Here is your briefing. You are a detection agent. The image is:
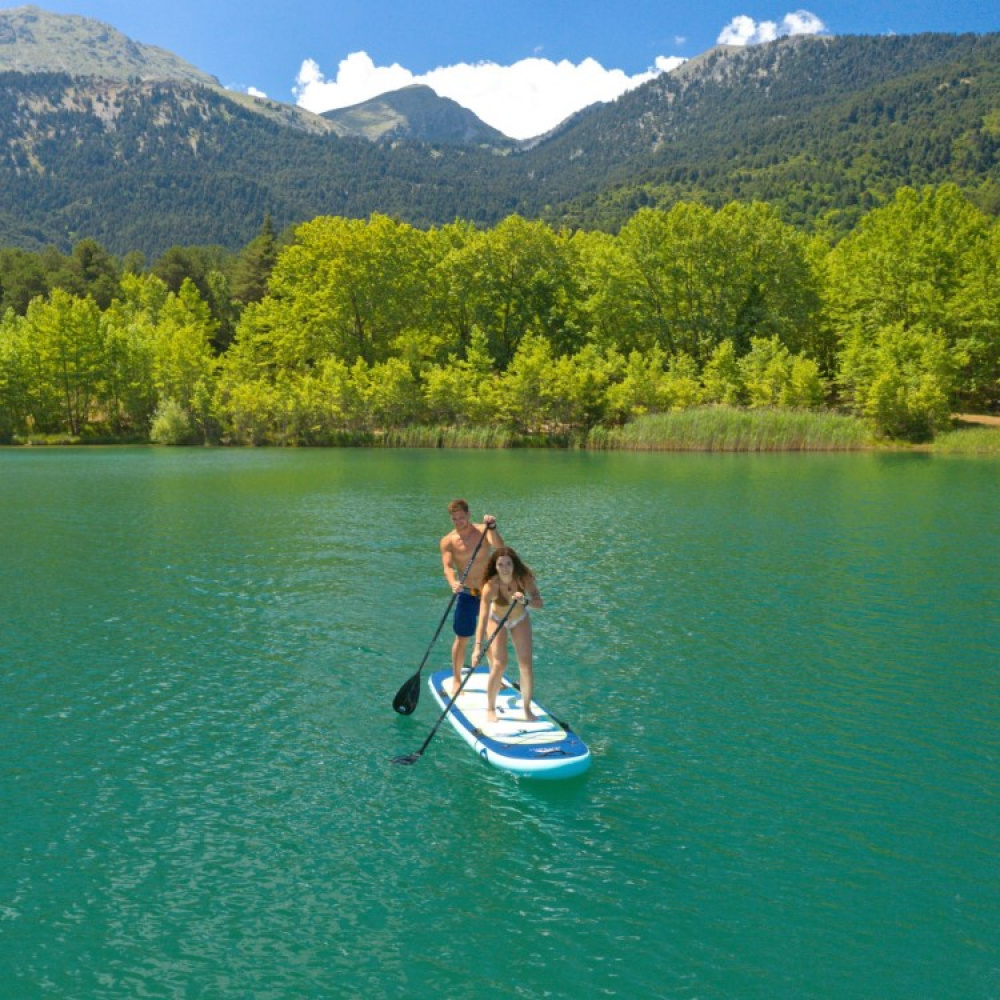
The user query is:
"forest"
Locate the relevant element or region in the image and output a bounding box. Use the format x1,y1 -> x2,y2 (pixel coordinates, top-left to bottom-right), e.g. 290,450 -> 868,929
3,33 -> 1000,257
1,184 -> 998,447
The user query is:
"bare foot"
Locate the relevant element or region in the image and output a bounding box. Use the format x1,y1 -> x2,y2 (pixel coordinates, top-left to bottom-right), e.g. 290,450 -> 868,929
487,709 -> 498,723
524,710 -> 537,722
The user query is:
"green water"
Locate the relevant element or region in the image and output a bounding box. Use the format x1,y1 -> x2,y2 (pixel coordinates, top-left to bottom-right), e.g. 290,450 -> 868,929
1,448 -> 997,1000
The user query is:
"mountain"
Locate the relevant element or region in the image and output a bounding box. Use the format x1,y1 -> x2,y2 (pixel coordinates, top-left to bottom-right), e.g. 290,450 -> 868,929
0,9 -> 998,258
529,32 -> 1000,230
321,84 -> 512,147
0,5 -> 217,85
0,71 -> 519,251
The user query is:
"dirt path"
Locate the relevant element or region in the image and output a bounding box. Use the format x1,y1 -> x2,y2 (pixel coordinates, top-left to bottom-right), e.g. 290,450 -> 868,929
952,413 -> 1000,427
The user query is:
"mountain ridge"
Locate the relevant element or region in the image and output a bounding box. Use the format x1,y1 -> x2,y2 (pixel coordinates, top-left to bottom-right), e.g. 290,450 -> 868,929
0,4 -> 218,85
0,10 -> 998,257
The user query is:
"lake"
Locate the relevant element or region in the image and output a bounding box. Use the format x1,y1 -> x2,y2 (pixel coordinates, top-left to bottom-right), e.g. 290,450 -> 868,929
1,447 -> 997,999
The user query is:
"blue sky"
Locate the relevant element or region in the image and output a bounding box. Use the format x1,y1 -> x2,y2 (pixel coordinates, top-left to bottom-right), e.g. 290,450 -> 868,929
19,2 -> 1000,138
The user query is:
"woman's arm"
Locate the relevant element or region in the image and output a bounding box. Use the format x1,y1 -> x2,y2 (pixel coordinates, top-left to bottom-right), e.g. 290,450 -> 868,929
519,575 -> 543,609
474,582 -> 495,661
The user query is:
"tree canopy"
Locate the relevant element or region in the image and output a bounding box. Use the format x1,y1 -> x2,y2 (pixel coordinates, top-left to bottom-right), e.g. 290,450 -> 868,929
1,186 -> 998,445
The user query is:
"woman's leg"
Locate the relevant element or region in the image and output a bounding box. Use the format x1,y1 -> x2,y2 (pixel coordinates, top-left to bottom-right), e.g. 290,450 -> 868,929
486,634 -> 508,723
509,620 -> 536,721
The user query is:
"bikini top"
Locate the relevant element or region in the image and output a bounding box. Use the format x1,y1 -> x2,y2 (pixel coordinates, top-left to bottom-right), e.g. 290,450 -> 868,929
492,575 -> 532,610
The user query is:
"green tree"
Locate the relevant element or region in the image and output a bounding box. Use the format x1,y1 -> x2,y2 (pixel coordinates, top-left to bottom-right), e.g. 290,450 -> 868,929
152,279 -> 219,438
24,290 -> 104,435
231,214 -> 279,306
825,185 -> 990,346
662,352 -> 704,410
348,357 -> 422,430
219,379 -> 279,446
546,345 -> 618,430
575,229 -> 649,354
67,239 -> 120,310
949,222 -> 1000,411
422,328 -> 498,425
153,244 -> 236,350
264,214 -> 435,367
0,309 -> 40,438
98,273 -> 172,434
715,202 -> 823,357
150,398 -> 196,445
493,334 -> 558,432
838,322 -> 957,439
740,336 -> 794,408
423,220 -> 484,360
604,205 -> 715,356
782,356 -> 827,409
0,249 -> 49,315
826,185 -> 993,417
701,340 -> 745,406
435,216 -> 583,368
586,204 -> 820,362
604,346 -> 673,422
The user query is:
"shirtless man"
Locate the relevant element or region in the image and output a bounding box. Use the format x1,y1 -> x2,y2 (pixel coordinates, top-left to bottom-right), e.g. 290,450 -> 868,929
440,499 -> 503,691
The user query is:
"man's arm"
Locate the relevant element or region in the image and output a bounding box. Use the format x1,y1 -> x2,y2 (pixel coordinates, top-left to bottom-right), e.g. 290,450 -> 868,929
482,514 -> 504,548
440,535 -> 461,592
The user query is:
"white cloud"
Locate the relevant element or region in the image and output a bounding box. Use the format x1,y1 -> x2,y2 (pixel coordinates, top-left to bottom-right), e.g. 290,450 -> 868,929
247,86 -> 267,99
291,14 -> 826,141
717,9 -> 827,47
294,51 -> 686,141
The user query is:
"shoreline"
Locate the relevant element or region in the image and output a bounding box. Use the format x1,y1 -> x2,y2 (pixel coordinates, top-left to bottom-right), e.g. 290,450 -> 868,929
4,409 -> 998,455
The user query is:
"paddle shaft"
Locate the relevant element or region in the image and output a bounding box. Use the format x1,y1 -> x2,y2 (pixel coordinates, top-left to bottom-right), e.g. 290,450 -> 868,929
393,601 -> 517,764
392,518 -> 492,713
498,674 -> 573,733
417,525 -> 488,672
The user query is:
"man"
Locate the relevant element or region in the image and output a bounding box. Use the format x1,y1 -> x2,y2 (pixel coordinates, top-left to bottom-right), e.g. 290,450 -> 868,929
440,499 -> 503,692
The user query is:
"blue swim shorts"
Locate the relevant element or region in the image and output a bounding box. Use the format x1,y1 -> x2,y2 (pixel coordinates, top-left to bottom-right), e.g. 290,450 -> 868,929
453,589 -> 480,637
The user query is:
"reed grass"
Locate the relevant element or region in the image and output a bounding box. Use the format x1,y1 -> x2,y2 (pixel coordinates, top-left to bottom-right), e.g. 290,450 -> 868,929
587,406 -> 872,452
930,426 -> 1000,456
379,425 -> 515,448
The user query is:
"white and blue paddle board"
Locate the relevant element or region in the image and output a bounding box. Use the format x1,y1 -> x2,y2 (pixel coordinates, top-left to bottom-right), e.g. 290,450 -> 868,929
428,666 -> 591,779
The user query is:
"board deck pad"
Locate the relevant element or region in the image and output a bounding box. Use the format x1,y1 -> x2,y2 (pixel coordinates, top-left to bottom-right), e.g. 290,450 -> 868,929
428,666 -> 592,779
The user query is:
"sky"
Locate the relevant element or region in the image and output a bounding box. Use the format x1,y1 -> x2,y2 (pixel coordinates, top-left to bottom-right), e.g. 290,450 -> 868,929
19,1 -> 1000,140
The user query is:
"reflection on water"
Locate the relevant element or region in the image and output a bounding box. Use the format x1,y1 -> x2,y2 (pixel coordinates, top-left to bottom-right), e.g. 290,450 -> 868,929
2,448 -> 998,999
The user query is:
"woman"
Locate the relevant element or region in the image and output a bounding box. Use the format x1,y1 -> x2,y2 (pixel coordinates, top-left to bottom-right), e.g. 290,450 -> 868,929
474,546 -> 544,723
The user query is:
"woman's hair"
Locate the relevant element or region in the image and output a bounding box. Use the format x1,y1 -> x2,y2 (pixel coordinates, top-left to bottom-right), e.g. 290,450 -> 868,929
484,546 -> 534,587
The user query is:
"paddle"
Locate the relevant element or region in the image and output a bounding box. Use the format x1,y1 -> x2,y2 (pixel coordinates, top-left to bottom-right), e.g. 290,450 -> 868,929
391,518 -> 492,716
392,602 -> 516,766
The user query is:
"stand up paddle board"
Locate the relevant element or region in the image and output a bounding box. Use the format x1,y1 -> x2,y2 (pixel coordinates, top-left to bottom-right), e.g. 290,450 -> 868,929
428,666 -> 591,779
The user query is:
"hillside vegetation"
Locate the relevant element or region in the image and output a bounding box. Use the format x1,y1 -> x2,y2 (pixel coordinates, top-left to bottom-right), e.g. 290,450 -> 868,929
0,27 -> 998,255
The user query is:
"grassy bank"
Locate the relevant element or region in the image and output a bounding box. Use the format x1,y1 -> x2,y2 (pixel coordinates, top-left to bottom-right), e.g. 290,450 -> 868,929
929,426 -> 1000,456
586,407 -> 872,452
9,408 -> 1000,454
380,426 -> 516,448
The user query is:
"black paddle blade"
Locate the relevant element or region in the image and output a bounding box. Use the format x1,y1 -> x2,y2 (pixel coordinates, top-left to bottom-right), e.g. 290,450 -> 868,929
392,673 -> 421,715
391,752 -> 422,766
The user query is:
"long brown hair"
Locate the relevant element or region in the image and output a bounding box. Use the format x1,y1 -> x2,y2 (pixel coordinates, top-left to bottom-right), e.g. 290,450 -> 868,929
483,546 -> 534,590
